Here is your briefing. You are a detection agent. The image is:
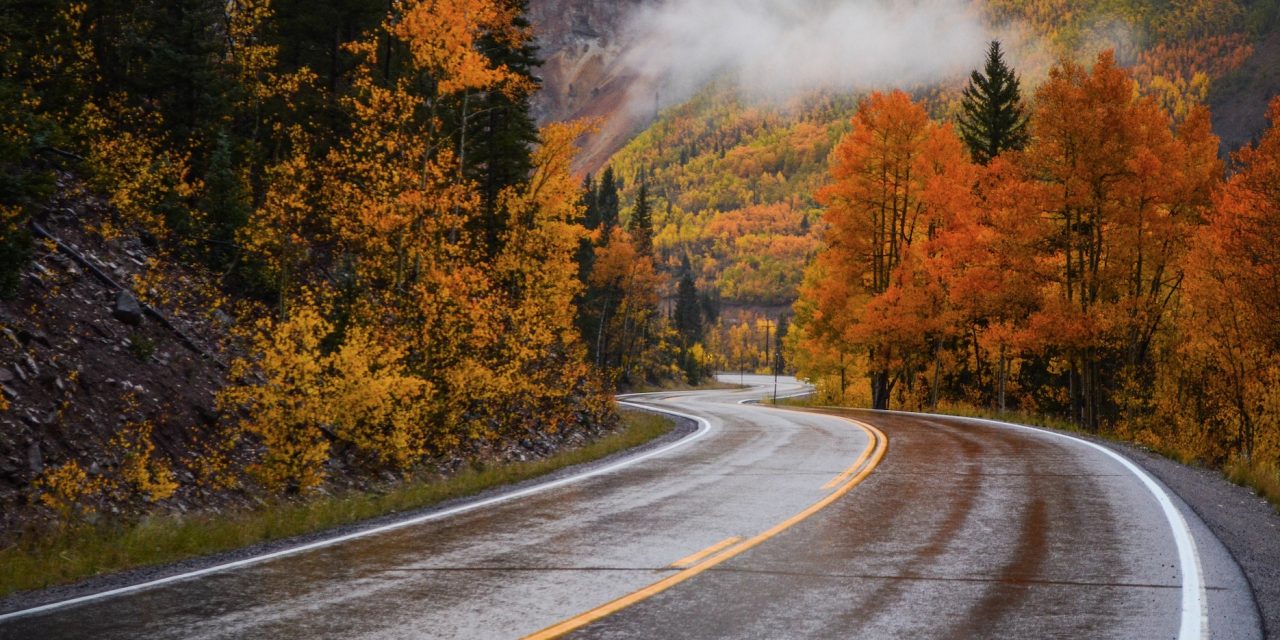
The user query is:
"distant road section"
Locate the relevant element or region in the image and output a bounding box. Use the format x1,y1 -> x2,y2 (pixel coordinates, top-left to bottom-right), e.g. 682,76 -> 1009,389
0,376 -> 1260,639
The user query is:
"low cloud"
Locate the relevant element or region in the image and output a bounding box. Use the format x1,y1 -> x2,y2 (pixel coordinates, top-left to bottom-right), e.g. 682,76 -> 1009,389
619,0 -> 996,108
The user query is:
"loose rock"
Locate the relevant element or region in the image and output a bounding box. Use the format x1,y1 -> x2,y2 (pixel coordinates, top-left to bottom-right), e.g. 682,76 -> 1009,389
27,442 -> 42,476
113,291 -> 144,326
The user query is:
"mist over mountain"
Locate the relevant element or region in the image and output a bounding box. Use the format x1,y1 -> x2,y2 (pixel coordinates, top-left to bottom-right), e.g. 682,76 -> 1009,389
530,0 -> 997,173
529,0 -> 1280,172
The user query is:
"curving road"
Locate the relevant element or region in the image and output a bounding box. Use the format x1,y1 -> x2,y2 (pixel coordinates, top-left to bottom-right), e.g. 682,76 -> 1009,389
0,375 -> 1262,639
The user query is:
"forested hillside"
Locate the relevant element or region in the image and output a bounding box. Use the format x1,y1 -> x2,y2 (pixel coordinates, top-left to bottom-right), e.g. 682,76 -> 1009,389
0,0 -> 715,542
592,0 -> 1280,320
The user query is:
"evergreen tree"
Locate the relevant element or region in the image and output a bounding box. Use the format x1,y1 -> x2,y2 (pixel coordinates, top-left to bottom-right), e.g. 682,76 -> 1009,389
957,41 -> 1029,164
596,166 -> 621,231
674,262 -> 702,346
198,130 -> 251,270
580,173 -> 599,229
466,0 -> 542,249
630,175 -> 653,256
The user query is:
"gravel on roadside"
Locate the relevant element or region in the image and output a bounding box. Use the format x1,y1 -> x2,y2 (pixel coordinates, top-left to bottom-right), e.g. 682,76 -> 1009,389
1100,440 -> 1280,638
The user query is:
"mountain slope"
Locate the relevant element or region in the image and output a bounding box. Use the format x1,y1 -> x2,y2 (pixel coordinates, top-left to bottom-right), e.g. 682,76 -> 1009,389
527,0 -> 1280,315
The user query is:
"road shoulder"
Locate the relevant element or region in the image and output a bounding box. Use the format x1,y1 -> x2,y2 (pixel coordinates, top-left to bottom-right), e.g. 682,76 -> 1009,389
1098,439 -> 1280,638
0,410 -> 697,618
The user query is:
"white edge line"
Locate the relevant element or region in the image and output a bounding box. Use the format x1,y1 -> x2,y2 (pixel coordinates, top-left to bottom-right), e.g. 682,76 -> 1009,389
875,408 -> 1208,640
0,401 -> 715,623
737,388 -> 814,405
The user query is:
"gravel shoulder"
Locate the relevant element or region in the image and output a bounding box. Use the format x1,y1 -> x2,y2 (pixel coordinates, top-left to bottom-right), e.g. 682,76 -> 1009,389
1099,439 -> 1280,638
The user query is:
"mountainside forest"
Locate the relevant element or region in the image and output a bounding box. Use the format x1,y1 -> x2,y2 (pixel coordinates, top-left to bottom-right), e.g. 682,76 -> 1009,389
591,0 -> 1280,374
0,0 -> 713,545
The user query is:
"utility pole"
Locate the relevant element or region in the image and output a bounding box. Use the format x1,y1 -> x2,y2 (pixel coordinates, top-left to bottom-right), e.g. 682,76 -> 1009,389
738,319 -> 745,387
771,321 -> 778,404
764,318 -> 777,404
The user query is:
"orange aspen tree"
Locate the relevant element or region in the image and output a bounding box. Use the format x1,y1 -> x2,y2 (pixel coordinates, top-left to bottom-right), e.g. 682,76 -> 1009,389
798,90 -> 972,409
1019,51 -> 1219,429
1171,96 -> 1280,464
932,156 -> 1046,411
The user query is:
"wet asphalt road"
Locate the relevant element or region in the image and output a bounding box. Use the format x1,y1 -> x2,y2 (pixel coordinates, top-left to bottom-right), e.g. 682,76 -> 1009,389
0,375 -> 1261,639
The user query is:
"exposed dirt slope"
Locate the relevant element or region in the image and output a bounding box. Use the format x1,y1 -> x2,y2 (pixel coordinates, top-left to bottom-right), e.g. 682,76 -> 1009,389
0,172 -> 229,534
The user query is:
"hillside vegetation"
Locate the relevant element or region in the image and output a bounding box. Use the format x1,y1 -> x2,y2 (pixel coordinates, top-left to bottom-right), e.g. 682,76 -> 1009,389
0,0 -> 709,550
598,0 -> 1280,314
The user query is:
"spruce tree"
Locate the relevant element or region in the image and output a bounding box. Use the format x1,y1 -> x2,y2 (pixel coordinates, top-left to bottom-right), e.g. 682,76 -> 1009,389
468,0 -> 542,248
957,41 -> 1029,164
630,176 -> 653,257
596,166 -> 621,231
674,261 -> 702,346
580,173 -> 599,229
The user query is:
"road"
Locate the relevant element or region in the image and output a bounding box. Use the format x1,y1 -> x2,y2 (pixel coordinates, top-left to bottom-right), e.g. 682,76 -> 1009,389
0,375 -> 1261,639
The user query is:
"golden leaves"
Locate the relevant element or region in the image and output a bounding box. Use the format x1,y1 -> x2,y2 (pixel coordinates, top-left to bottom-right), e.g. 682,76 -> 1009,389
392,0 -> 532,96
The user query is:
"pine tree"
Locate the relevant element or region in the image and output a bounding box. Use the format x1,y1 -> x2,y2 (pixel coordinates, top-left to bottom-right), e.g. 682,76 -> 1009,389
630,175 -> 653,257
466,0 -> 542,250
596,166 -> 621,231
957,41 -> 1029,164
674,262 -> 702,346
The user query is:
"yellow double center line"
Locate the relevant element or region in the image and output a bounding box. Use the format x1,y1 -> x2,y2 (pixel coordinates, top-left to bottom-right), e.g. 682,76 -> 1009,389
525,414 -> 888,639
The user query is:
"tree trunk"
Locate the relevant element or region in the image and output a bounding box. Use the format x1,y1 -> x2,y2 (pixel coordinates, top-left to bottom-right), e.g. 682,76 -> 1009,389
998,345 -> 1007,413
871,370 -> 891,410
931,343 -> 941,411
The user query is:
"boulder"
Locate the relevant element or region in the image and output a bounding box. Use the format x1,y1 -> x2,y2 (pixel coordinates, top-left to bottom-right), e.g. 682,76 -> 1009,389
113,290 -> 144,326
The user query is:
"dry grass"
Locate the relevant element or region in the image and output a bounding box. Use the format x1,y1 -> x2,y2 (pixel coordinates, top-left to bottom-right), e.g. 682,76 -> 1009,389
0,410 -> 674,598
1225,458 -> 1280,512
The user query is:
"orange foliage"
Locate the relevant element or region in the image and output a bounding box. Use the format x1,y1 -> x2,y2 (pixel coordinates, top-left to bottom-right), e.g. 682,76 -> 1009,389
798,90 -> 973,408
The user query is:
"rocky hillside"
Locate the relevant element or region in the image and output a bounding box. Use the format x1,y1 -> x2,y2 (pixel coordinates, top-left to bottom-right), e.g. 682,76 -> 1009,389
0,171 -> 230,532
528,0 -> 653,174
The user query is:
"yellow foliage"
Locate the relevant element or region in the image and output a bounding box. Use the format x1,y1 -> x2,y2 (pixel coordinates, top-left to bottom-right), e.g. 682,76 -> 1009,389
222,298 -> 433,493
240,127 -> 319,300
327,325 -> 430,469
391,0 -> 531,96
110,421 -> 179,502
222,303 -> 335,493
79,102 -> 197,240
34,461 -> 101,520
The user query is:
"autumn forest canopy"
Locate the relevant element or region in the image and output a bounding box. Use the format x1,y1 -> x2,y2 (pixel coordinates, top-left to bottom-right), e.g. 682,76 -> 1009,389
0,0 -> 1279,526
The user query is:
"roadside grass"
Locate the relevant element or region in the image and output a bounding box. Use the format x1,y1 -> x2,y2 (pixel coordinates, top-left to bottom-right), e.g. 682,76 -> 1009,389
1225,459 -> 1280,512
776,396 -> 1280,513
0,410 -> 674,599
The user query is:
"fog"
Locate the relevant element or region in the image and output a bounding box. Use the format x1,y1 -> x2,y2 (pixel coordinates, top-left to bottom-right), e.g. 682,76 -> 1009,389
619,0 -> 996,109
